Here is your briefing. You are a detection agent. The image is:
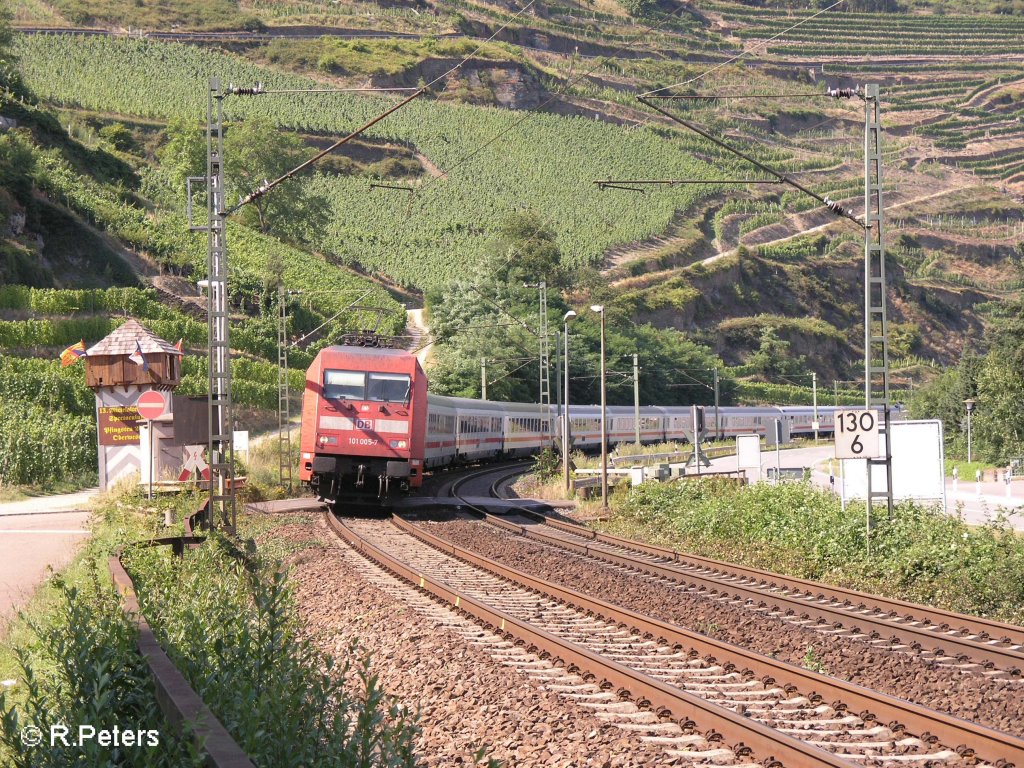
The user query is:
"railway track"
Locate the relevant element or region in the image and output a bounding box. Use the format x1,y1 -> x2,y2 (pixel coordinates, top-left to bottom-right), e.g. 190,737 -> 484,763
459,466 -> 1024,677
327,510 -> 1024,768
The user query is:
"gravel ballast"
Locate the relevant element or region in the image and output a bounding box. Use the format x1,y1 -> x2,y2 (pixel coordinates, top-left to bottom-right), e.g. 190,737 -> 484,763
256,514 -> 686,767
418,515 -> 1024,737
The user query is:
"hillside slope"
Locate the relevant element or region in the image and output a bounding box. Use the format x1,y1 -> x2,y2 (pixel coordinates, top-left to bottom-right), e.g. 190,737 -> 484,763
6,0 -> 1024,404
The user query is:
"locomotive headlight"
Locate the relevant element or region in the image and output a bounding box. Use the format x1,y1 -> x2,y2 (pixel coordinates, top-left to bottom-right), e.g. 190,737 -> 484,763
389,439 -> 407,449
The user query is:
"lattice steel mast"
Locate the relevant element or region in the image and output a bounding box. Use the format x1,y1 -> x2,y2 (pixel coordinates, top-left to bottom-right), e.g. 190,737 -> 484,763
538,280 -> 550,440
863,83 -> 894,541
277,285 -> 293,493
205,77 -> 235,531
191,80 -> 422,529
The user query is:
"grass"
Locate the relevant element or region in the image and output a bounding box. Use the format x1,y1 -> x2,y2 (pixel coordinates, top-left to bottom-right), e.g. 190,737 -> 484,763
717,314 -> 846,342
0,475 -> 97,503
263,37 -> 520,79
0,482 -> 192,682
600,478 -> 1024,623
946,459 -> 1001,479
1,485 -> 425,766
48,0 -> 260,30
237,423 -> 301,503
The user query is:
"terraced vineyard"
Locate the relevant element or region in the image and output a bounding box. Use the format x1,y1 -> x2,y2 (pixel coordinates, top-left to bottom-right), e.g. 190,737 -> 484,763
8,0 -> 1024,413
15,34 -> 764,287
708,4 -> 1024,57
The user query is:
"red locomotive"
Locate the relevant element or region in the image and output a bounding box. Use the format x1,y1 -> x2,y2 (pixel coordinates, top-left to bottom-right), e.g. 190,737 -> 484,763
299,345 -> 427,500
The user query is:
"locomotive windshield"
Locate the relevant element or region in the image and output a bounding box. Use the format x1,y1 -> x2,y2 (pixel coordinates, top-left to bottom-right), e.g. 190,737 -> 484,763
323,370 -> 364,400
367,372 -> 411,403
323,370 -> 410,403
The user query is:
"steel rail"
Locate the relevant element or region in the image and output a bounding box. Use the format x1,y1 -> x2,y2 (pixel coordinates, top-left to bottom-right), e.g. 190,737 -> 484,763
393,512 -> 1024,768
479,510 -> 1024,673
515,509 -> 1024,656
459,465 -> 1024,667
449,463 -> 529,500
326,511 -> 854,768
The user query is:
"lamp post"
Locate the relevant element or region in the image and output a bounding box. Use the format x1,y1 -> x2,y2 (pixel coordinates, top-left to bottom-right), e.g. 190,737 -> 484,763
965,398 -> 976,464
562,310 -> 576,493
591,304 -> 608,509
812,371 -> 818,445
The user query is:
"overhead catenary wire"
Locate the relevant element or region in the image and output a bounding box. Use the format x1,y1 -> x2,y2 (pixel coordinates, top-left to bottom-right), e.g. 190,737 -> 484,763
370,182 -> 416,192
227,88 -> 426,214
644,92 -> 842,101
403,0 -> 701,205
400,0 -> 853,286
641,0 -> 848,98
233,87 -> 421,94
420,0 -> 538,91
484,357 -> 537,389
379,0 -> 708,320
635,95 -> 866,229
226,0 -> 538,213
597,183 -> 647,194
595,179 -> 782,187
291,289 -> 373,346
345,0 -> 849,375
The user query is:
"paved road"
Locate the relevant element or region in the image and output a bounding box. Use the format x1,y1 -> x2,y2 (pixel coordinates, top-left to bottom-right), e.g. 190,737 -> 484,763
0,511 -> 91,628
0,489 -> 98,631
704,444 -> 1024,531
0,488 -> 99,516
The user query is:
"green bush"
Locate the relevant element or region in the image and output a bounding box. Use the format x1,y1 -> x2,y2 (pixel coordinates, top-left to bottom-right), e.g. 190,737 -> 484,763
613,479 -> 1024,622
0,579 -> 200,768
97,123 -> 136,152
125,539 -> 420,767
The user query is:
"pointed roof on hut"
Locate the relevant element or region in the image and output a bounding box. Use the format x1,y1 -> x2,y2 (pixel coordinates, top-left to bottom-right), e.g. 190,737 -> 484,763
86,319 -> 183,357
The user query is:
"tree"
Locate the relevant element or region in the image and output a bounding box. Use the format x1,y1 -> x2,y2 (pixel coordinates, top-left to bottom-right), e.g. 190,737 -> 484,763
224,118 -> 328,243
973,351 -> 1024,463
747,327 -> 806,378
425,208 -> 729,406
0,9 -> 27,99
619,0 -> 658,17
157,118 -> 206,199
484,210 -> 565,287
909,349 -> 981,456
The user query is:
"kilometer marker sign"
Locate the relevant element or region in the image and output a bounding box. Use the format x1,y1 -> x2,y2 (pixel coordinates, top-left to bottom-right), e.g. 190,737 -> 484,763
834,409 -> 882,459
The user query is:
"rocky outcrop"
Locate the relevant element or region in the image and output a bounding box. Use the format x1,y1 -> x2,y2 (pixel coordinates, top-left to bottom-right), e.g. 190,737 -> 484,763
371,58 -> 546,110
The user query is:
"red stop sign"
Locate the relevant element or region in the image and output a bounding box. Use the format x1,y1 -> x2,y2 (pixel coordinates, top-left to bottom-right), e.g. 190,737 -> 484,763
137,390 -> 167,421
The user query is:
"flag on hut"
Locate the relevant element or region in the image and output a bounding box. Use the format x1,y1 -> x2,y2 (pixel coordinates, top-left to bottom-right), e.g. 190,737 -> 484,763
59,340 -> 86,368
128,340 -> 149,371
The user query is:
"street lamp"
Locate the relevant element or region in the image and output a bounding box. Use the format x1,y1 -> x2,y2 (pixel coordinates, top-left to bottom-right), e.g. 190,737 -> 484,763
965,398 -> 976,463
562,310 -> 577,493
591,305 -> 608,509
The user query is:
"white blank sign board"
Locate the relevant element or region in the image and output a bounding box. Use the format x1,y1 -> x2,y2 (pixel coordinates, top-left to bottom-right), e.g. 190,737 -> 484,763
842,420 -> 945,503
736,434 -> 761,470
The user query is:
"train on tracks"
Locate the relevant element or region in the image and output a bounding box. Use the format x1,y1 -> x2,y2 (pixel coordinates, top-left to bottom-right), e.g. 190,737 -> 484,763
299,344 -> 899,500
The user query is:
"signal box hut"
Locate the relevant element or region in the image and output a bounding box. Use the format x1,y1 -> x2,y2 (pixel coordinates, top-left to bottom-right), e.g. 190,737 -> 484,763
84,319 -> 183,490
